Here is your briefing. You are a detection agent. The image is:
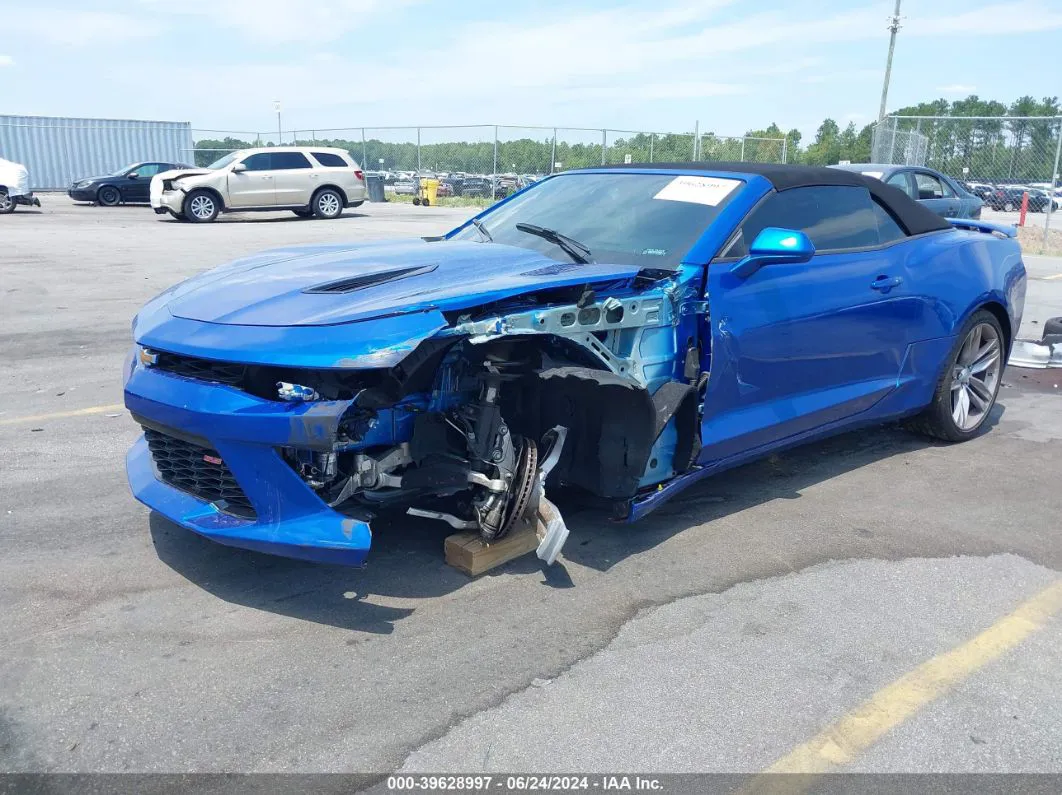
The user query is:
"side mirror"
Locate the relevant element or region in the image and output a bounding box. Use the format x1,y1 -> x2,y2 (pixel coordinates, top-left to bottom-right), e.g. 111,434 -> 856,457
231,162 -> 247,173
127,172 -> 140,179
730,227 -> 815,279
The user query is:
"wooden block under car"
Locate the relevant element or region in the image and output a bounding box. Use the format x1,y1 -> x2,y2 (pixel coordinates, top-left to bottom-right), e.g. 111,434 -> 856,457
444,525 -> 539,576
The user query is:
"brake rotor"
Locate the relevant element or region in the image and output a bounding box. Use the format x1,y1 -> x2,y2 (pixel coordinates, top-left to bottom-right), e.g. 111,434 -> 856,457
481,437 -> 537,542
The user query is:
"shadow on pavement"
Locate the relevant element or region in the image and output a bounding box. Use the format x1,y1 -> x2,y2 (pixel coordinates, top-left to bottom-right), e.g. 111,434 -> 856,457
157,212 -> 370,224
149,406 -> 1006,632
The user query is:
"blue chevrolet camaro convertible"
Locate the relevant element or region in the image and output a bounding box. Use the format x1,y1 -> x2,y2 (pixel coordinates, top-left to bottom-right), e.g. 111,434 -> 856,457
124,163 -> 1026,566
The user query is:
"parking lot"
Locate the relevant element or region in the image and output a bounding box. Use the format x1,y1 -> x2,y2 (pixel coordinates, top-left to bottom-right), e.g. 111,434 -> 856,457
2,197 -> 1062,779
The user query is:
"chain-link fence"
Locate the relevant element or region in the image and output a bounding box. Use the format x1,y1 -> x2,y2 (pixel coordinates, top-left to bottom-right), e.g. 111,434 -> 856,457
872,114 -> 1062,235
185,124 -> 787,179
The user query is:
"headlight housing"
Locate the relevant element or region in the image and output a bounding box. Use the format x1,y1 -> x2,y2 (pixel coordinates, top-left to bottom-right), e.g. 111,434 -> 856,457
76,180 -> 93,189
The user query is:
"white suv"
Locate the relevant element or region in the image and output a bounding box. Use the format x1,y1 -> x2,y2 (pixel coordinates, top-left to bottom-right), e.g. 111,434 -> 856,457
151,147 -> 368,222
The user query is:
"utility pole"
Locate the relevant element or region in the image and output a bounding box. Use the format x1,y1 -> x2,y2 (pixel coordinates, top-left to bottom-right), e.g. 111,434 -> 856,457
274,100 -> 282,145
877,0 -> 902,123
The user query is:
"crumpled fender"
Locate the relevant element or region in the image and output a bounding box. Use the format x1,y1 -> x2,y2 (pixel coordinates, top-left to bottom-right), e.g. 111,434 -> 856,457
134,306 -> 450,370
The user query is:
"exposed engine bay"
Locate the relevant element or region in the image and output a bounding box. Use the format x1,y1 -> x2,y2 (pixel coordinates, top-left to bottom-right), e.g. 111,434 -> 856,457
270,277 -> 705,565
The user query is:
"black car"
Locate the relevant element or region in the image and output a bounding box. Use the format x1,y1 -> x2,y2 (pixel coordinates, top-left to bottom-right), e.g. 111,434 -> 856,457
967,183 -> 997,201
68,161 -> 190,206
459,176 -> 494,198
985,186 -> 1052,212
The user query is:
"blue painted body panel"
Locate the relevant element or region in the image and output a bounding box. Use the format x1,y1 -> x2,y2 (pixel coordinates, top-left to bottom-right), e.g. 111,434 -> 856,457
162,238 -> 643,327
125,165 -> 1027,563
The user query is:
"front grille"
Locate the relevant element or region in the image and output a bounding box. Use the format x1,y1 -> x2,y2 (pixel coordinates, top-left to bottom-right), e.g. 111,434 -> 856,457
143,427 -> 256,518
153,352 -> 246,388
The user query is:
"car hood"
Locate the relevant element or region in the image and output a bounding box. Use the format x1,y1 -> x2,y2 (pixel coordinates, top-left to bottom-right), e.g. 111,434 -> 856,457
0,158 -> 29,192
163,238 -> 643,327
156,167 -> 214,182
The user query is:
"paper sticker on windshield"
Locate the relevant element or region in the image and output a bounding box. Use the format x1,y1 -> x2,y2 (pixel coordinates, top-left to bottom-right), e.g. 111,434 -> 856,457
653,176 -> 741,206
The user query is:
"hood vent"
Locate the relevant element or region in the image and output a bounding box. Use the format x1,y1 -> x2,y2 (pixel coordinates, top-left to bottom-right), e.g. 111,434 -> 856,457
303,264 -> 438,294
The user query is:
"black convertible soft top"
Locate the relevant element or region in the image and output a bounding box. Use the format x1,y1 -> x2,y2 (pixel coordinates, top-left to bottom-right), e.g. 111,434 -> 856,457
601,161 -> 952,237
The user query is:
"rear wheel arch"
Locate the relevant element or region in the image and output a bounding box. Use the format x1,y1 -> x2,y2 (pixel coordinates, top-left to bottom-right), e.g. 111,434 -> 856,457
976,300 -> 1013,363
314,184 -> 348,206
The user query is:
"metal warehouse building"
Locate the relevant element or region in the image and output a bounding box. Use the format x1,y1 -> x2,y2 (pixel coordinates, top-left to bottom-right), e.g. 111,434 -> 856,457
0,115 -> 194,190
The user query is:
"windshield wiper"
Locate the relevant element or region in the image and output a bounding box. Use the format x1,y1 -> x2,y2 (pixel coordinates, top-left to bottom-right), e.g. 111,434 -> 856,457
515,223 -> 592,264
471,217 -> 493,243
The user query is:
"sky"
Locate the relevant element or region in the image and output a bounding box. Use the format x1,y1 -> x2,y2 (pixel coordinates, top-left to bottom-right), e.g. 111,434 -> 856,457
3,0 -> 1062,141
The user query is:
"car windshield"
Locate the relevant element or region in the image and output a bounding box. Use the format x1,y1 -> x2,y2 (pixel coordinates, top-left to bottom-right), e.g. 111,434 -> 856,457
206,153 -> 240,170
110,163 -> 139,176
451,172 -> 741,269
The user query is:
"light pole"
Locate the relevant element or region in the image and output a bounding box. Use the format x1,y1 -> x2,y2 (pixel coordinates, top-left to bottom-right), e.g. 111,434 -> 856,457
877,0 -> 903,123
274,100 -> 282,145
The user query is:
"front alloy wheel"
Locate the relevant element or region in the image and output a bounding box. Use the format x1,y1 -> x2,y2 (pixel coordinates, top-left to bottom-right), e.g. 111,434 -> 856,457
0,189 -> 14,214
97,186 -> 121,206
184,190 -> 219,222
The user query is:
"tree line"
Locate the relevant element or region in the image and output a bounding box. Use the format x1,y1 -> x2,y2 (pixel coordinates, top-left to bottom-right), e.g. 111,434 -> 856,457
194,95 -> 1061,181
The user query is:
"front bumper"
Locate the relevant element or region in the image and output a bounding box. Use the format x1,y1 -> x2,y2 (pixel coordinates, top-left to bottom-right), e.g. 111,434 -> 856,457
152,190 -> 185,215
124,359 -> 372,565
68,187 -> 96,202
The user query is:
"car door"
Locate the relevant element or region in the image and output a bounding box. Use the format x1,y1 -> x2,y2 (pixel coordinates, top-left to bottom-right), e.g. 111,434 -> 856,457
123,163 -> 161,202
937,174 -> 968,218
270,151 -> 314,206
885,170 -> 915,200
912,170 -> 956,218
700,185 -> 919,460
228,153 -> 276,208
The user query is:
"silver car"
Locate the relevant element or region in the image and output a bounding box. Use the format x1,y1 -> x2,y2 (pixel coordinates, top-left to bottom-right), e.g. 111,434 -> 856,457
150,147 -> 368,222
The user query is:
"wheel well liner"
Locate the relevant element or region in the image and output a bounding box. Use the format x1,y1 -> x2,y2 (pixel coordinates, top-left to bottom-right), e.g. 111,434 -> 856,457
504,366 -> 656,499
978,301 -> 1012,361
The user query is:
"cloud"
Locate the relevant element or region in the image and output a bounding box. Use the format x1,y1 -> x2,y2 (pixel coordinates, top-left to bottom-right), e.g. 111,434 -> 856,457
0,55 -> 13,67
4,9 -> 159,46
908,1 -> 1062,36
17,0 -> 1062,134
936,84 -> 977,95
135,0 -> 424,43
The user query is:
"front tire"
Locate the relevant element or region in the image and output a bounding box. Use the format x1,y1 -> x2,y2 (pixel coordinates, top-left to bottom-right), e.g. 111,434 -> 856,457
909,310 -> 1004,442
0,189 -> 14,214
97,186 -> 121,206
312,188 -> 343,219
183,190 -> 219,223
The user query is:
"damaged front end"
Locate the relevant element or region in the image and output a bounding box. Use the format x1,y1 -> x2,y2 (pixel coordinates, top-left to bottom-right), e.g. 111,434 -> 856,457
126,262 -> 703,568
261,273 -> 700,566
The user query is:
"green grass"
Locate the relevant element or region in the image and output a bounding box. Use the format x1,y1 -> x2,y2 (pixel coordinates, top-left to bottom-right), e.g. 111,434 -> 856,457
386,192 -> 491,209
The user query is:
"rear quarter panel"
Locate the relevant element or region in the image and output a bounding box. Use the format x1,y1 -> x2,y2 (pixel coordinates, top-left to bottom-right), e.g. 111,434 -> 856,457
904,229 -> 1025,348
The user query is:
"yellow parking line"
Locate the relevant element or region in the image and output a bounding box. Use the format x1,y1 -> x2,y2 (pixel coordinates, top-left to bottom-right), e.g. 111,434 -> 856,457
0,403 -> 125,426
742,580 -> 1062,792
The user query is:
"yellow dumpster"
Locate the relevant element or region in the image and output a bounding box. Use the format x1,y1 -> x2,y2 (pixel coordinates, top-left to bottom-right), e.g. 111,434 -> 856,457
414,177 -> 440,206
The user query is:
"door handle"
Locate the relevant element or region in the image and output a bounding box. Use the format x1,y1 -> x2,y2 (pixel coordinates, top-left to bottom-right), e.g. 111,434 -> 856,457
870,275 -> 903,292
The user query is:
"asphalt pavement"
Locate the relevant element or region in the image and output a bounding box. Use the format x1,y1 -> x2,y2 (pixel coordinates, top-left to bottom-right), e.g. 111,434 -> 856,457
1,197 -> 1060,778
